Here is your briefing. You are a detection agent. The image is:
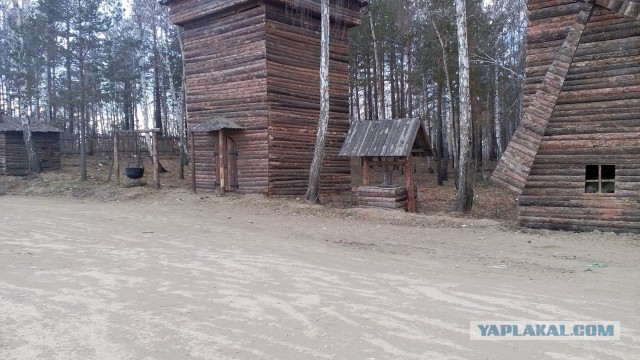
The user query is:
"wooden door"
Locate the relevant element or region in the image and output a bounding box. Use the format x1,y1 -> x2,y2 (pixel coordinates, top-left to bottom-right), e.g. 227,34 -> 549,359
38,143 -> 52,168
226,137 -> 238,191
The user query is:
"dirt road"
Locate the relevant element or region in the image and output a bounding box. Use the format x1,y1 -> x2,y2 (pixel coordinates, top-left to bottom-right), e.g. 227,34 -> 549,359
1,194 -> 639,359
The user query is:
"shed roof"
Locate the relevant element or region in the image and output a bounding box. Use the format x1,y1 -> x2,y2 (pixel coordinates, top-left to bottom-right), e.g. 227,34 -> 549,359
191,117 -> 245,132
339,119 -> 433,157
0,116 -> 63,133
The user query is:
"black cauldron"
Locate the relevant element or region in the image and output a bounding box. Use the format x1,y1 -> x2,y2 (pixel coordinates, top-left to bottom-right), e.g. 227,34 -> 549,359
125,167 -> 144,179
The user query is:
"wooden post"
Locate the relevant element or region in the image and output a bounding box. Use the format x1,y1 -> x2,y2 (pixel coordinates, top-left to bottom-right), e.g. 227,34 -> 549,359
113,132 -> 120,186
405,155 -> 415,213
190,131 -> 196,192
363,157 -> 371,186
218,129 -> 226,194
152,131 -> 160,189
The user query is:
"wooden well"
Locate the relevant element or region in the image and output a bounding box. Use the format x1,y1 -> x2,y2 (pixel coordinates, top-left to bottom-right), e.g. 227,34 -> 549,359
357,185 -> 413,211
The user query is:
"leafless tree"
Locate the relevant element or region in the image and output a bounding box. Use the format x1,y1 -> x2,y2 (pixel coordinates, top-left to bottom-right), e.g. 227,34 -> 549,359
305,0 -> 330,202
454,0 -> 474,212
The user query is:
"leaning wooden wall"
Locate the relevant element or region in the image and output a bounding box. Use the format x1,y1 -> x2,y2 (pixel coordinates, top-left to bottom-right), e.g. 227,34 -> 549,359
519,4 -> 640,233
265,2 -> 353,195
523,0 -> 582,112
181,4 -> 270,193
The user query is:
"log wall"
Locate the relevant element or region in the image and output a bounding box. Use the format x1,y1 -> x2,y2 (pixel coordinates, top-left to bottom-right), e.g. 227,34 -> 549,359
518,3 -> 640,233
170,0 -> 361,195
0,134 -> 6,174
492,0 -> 589,193
0,132 -> 61,176
265,1 -> 353,195
182,4 -> 270,193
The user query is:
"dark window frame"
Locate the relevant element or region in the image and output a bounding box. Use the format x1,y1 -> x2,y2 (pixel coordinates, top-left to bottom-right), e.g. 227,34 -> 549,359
585,165 -> 615,194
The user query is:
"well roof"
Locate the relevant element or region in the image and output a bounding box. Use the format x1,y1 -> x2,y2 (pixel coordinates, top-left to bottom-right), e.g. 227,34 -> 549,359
339,118 -> 433,157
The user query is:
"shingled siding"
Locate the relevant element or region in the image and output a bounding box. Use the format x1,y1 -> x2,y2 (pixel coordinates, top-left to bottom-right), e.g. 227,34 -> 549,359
265,2 -> 353,195
519,5 -> 640,233
182,4 -> 270,193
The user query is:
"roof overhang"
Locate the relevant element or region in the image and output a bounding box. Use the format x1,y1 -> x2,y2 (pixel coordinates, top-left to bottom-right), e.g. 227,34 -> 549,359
339,118 -> 433,158
191,118 -> 245,132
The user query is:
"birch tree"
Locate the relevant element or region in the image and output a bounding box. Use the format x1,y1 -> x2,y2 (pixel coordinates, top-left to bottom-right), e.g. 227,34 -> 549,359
454,0 -> 474,212
368,7 -> 385,120
305,0 -> 330,202
11,0 -> 41,173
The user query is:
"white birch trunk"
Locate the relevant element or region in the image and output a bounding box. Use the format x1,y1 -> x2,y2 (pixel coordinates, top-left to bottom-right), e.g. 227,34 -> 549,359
14,0 -> 41,174
454,0 -> 474,212
494,64 -> 503,158
305,0 -> 330,202
369,10 -> 385,120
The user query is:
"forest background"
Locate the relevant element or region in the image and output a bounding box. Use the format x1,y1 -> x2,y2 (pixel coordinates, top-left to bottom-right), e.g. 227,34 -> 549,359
0,0 -> 528,186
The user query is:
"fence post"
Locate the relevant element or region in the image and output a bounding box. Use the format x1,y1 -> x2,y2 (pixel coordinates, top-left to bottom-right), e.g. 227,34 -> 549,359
113,132 -> 120,186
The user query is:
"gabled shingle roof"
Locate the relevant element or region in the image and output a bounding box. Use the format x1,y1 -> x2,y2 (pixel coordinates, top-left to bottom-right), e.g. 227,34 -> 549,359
339,118 -> 433,157
0,116 -> 63,133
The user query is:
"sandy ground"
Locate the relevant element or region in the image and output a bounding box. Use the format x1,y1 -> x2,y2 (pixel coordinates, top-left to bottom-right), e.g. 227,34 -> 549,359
1,193 -> 639,360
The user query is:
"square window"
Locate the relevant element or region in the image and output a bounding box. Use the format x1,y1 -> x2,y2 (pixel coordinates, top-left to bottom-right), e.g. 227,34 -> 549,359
601,165 -> 615,180
601,182 -> 615,194
585,182 -> 599,193
585,165 -> 615,194
585,165 -> 599,181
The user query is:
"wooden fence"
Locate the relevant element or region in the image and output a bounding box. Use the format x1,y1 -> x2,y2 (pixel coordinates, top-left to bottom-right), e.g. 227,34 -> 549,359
60,133 -> 181,156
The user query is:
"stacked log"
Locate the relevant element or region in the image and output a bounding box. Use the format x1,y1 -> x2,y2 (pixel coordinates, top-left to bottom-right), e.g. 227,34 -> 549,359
356,186 -> 408,210
265,2 -> 352,195
514,2 -> 640,233
0,132 -> 61,176
171,0 -> 361,195
182,5 -> 270,193
0,134 -> 5,174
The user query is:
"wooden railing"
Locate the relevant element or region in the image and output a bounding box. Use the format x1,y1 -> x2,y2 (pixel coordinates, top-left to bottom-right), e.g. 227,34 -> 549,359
60,133 -> 181,156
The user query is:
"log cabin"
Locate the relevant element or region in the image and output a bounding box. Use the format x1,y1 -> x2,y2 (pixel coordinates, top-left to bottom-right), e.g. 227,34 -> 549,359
0,114 -> 62,176
162,0 -> 366,195
492,0 -> 640,233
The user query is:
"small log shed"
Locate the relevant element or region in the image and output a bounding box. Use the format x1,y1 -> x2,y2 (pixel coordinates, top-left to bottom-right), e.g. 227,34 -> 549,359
491,0 -> 640,233
0,114 -> 62,175
339,118 -> 434,212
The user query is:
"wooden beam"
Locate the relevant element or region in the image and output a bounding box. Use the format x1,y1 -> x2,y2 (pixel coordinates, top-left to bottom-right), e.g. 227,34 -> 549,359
405,155 -> 415,213
218,129 -> 226,194
113,132 -> 120,186
112,128 -> 162,134
491,3 -> 595,194
370,160 -> 407,167
190,131 -> 196,192
152,132 -> 160,189
363,157 -> 371,186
